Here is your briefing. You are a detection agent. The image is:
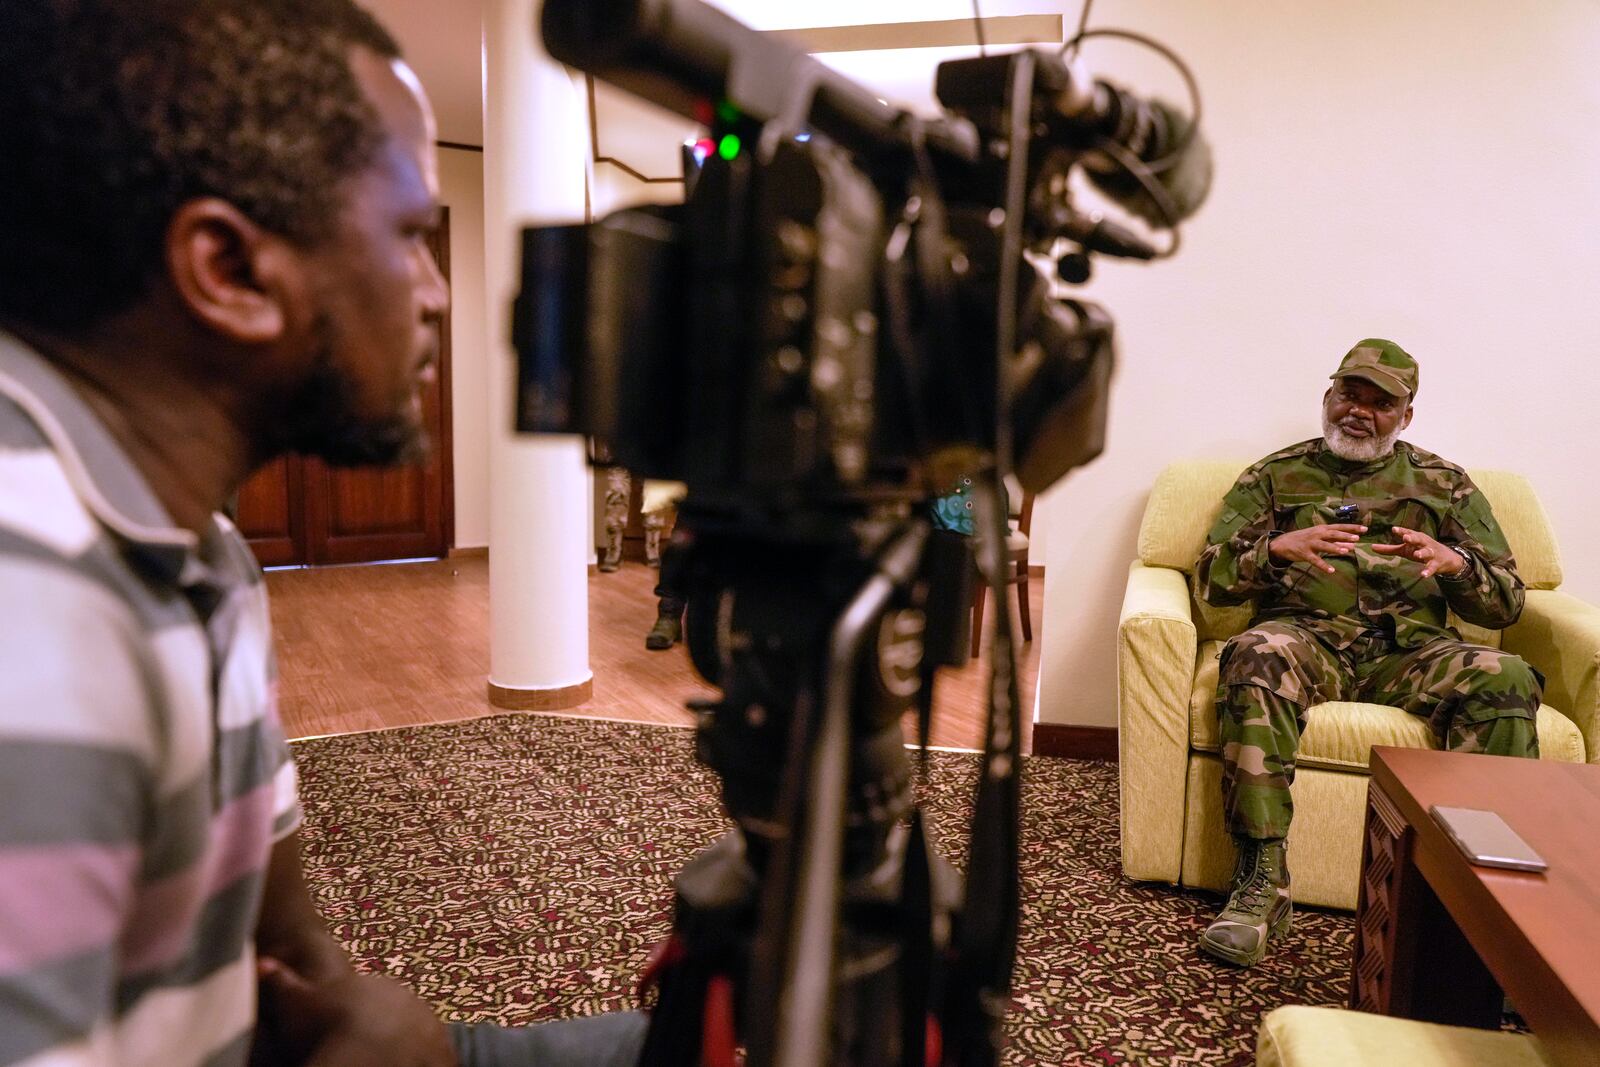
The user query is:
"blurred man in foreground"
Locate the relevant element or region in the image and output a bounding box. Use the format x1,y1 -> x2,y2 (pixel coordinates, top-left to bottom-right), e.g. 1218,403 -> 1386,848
0,2 -> 643,1063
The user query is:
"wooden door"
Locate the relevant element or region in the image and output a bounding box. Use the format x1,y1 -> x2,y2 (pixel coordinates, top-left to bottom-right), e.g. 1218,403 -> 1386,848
236,210 -> 453,567
234,454 -> 308,567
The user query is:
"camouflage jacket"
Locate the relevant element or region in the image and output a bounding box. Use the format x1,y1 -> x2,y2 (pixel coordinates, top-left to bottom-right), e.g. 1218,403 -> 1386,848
1194,439 -> 1524,648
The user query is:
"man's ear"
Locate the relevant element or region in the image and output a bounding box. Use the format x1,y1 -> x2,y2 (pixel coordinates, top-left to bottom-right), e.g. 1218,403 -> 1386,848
1401,403 -> 1414,431
163,198 -> 297,344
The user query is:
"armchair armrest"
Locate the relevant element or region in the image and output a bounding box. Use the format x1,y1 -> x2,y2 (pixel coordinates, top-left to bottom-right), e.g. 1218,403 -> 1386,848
1503,589 -> 1600,763
1117,561 -> 1200,883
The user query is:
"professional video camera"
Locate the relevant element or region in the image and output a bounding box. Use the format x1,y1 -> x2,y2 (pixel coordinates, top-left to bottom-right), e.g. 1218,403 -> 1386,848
514,1 -> 1209,1064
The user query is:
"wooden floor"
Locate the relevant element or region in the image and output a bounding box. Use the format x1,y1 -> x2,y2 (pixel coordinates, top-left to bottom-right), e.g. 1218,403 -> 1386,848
267,556 -> 1042,752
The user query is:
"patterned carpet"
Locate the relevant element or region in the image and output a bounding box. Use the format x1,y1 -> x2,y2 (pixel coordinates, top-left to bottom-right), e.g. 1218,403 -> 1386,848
293,714 -> 1355,1065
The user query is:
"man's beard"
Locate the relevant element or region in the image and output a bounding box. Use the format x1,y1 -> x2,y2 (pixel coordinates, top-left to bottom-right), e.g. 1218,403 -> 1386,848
1322,412 -> 1402,462
266,317 -> 430,467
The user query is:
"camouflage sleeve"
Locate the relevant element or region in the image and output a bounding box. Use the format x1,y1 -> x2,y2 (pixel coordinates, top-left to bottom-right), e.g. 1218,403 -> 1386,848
1436,483 -> 1525,628
1193,468 -> 1285,606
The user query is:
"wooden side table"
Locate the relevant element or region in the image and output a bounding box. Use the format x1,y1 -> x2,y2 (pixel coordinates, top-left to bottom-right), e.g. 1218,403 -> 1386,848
1349,762 -> 1502,1026
1350,747 -> 1600,1067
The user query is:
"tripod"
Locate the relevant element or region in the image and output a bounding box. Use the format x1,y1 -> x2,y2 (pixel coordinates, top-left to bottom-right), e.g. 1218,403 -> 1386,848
637,480 -> 1022,1067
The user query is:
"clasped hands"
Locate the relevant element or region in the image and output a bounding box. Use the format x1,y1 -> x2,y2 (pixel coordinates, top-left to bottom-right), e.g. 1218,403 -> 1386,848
1269,524 -> 1467,579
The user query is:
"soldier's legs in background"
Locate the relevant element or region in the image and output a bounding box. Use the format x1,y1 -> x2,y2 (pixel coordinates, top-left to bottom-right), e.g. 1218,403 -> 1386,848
1216,621 -> 1351,841
601,467 -> 630,573
1360,638 -> 1541,759
643,510 -> 667,568
646,538 -> 686,651
645,591 -> 685,651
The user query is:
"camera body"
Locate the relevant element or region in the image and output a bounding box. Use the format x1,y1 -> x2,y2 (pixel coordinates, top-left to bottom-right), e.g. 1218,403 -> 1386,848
513,42 -> 1153,512
518,131 -> 895,504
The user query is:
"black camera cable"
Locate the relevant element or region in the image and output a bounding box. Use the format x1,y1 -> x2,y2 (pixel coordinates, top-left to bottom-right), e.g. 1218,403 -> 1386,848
1059,25 -> 1206,255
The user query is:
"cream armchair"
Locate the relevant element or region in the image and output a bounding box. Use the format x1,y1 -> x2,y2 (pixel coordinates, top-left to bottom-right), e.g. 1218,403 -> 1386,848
1117,461 -> 1599,910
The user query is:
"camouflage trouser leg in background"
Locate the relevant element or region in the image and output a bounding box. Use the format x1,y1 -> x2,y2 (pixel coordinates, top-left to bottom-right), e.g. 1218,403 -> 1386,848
1218,623 -> 1543,841
601,466 -> 630,571
1217,621 -> 1349,841
642,508 -> 671,568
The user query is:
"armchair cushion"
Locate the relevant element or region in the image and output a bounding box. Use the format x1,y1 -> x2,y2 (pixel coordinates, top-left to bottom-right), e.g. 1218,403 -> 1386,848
1504,588 -> 1600,761
1136,460 -> 1247,573
1466,470 -> 1563,589
1256,1006 -> 1554,1067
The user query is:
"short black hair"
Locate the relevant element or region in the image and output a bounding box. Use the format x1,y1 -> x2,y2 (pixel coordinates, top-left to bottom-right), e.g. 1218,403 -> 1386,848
0,0 -> 402,332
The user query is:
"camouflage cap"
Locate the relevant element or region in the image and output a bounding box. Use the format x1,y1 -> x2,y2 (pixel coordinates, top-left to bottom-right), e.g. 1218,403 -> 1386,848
1330,338 -> 1417,398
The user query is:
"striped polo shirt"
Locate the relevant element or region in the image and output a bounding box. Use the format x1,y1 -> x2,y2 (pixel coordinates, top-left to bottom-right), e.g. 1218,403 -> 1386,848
0,331 -> 301,1066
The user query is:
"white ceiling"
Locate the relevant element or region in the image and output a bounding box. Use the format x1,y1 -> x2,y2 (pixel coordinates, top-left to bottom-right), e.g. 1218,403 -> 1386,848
362,0 -> 1074,148
364,0 -> 486,145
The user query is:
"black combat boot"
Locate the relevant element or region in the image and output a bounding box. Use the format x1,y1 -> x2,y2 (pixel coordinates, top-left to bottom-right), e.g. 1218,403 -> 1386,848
644,606 -> 682,650
1198,837 -> 1291,967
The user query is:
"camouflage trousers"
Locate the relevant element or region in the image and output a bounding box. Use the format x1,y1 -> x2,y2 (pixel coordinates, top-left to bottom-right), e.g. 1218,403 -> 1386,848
600,468 -> 673,567
1218,621 -> 1541,840
603,467 -> 631,537
600,467 -> 631,571
642,508 -> 671,567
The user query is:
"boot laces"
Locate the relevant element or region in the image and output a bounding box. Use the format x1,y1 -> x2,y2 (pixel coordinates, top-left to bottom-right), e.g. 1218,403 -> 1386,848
1230,851 -> 1279,914
1235,872 -> 1272,912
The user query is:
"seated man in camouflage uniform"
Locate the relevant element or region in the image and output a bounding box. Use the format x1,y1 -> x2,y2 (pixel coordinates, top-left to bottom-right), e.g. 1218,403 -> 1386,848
1193,339 -> 1540,967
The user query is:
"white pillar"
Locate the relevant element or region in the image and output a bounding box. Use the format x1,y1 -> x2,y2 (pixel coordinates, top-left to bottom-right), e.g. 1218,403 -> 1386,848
484,0 -> 593,708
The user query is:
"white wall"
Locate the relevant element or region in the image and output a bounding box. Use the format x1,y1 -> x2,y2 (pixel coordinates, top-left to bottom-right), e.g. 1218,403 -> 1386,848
436,2 -> 1600,723
1036,0 -> 1600,726
439,74 -> 687,553
437,146 -> 491,548
364,0 -> 484,145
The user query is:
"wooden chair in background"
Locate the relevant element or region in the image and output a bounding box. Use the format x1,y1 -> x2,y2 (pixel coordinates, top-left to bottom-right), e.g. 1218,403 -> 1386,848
970,486 -> 1034,657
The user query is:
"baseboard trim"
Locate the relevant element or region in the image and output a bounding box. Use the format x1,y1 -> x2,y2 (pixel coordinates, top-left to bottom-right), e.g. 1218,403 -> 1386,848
1032,723 -> 1118,762
1028,564 -> 1045,577
452,547 -> 606,574
487,677 -> 593,711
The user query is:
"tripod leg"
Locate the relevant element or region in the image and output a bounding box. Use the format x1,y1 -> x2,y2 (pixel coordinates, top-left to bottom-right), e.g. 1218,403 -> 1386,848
970,581 -> 986,659
947,473 -> 1024,1067
702,976 -> 738,1067
638,953 -> 712,1066
746,524 -> 931,1067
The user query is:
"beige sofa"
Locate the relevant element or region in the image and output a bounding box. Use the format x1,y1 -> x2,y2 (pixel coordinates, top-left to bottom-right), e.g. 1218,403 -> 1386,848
1117,460 -> 1599,909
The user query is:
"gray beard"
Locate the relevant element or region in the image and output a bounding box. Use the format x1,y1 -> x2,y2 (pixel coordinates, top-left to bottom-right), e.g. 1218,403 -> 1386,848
1322,413 -> 1402,462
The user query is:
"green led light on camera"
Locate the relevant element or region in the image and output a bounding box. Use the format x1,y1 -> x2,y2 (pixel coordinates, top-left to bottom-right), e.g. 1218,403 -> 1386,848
715,100 -> 740,124
717,133 -> 742,160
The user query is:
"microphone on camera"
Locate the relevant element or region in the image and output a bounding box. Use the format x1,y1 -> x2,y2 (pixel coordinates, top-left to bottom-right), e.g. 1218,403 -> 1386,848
1056,78 -> 1213,228
936,48 -> 1211,233
1051,205 -> 1159,260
